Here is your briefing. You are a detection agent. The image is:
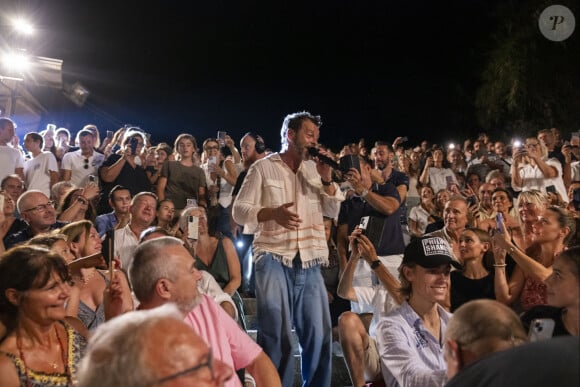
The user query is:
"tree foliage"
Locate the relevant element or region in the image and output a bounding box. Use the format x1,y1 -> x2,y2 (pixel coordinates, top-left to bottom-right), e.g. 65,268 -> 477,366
475,0 -> 580,137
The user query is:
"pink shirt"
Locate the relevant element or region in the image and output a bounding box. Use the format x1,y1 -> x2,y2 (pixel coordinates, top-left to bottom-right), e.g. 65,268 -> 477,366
183,295 -> 262,387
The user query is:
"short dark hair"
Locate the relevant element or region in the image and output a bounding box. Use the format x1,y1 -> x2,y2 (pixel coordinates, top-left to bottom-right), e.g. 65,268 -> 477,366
26,132 -> 44,149
1,174 -> 24,190
109,185 -> 130,200
280,111 -> 322,148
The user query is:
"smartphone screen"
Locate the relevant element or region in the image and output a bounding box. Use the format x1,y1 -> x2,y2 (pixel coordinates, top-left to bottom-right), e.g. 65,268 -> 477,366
528,318 -> 555,341
188,215 -> 199,240
496,212 -> 504,233
106,130 -> 114,140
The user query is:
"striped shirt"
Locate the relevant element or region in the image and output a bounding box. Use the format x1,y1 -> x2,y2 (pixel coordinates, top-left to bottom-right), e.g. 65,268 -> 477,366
232,153 -> 344,268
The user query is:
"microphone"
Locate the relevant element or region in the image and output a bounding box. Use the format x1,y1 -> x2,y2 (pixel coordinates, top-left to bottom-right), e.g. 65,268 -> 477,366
307,147 -> 339,170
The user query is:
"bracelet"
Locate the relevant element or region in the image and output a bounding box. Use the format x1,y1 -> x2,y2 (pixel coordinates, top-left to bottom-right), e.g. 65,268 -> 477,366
321,178 -> 332,186
493,263 -> 507,268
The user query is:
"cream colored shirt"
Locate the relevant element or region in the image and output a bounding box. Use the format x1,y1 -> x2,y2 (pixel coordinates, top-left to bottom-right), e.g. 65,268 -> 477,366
232,153 -> 344,268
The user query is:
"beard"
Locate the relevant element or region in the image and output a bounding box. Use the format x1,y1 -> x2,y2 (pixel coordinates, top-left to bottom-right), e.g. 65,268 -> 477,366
177,293 -> 202,315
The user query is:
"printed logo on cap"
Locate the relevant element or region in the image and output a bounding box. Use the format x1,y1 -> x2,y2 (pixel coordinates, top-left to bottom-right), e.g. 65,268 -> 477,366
421,237 -> 452,257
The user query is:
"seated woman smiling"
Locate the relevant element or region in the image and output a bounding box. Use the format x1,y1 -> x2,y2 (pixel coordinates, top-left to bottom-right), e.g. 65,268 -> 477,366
0,245 -> 87,386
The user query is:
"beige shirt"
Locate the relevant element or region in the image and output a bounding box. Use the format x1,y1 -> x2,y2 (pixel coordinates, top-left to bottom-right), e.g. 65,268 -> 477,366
232,153 -> 344,268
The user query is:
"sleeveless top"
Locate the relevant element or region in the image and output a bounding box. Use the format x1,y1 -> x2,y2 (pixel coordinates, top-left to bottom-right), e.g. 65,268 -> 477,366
520,276 -> 547,311
195,236 -> 230,288
77,271 -> 109,330
0,322 -> 86,387
194,236 -> 247,330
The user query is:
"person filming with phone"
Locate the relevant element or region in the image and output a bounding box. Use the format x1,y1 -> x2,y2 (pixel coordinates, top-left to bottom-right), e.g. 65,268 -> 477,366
511,137 -> 567,202
99,129 -> 151,213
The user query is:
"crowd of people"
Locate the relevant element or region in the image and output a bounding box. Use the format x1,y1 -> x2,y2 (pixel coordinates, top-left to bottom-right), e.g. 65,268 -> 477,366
0,113 -> 578,387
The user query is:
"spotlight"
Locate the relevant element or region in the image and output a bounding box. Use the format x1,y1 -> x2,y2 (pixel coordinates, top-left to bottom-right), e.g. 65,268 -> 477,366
2,51 -> 30,72
448,143 -> 455,150
12,18 -> 35,35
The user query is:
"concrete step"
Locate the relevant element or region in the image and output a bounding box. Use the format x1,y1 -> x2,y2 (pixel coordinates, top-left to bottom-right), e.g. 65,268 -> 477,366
243,297 -> 352,387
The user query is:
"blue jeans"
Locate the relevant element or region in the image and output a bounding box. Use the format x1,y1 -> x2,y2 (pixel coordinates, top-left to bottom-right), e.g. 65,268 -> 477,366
255,253 -> 332,387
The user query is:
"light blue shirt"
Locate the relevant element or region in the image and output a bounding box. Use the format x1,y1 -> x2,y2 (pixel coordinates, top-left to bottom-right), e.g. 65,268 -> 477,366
376,301 -> 450,387
94,212 -> 117,237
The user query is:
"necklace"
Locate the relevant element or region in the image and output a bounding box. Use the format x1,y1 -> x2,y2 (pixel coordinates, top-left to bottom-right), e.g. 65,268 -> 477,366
81,269 -> 97,285
16,325 -> 71,387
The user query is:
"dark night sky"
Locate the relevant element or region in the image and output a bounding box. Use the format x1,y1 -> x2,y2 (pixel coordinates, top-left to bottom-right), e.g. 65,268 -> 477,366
5,0 -> 505,150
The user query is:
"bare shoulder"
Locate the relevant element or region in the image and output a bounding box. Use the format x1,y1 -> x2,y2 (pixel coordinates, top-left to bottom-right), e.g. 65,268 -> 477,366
0,349 -> 19,387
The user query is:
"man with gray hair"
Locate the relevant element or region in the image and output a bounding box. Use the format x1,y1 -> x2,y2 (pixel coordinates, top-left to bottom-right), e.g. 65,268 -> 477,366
443,299 -> 527,383
444,299 -> 579,386
78,303 -> 234,387
130,236 -> 281,387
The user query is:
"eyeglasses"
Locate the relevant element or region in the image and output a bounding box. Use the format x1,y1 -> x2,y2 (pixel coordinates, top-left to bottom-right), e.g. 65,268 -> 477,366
151,349 -> 214,385
84,158 -> 89,169
22,200 -> 55,213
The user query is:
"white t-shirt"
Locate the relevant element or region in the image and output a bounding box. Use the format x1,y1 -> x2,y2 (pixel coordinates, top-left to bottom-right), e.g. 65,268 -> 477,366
408,205 -> 431,235
513,158 -> 567,200
0,145 -> 24,182
24,151 -> 58,197
61,150 -> 105,187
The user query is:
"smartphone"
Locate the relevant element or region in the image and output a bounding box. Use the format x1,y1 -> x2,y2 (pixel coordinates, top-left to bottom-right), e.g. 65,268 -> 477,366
401,136 -> 408,142
88,175 -> 96,183
106,130 -> 114,140
186,198 -> 197,208
0,194 -> 5,213
496,212 -> 504,233
217,131 -> 227,147
546,185 -> 557,194
528,318 -> 555,342
188,215 -> 199,240
208,155 -> 217,168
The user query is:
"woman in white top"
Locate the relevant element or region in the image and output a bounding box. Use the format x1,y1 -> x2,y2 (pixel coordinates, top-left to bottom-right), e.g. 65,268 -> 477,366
408,185 -> 435,237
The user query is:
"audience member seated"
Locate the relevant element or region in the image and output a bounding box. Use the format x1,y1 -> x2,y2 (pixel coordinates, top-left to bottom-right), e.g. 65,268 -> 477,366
443,299 -> 528,386
337,230 -> 402,387
155,198 -> 179,236
94,184 -> 131,237
115,192 -> 157,269
493,206 -> 575,313
513,190 -> 549,250
445,336 -> 578,386
60,220 -> 133,329
424,188 -> 450,233
4,190 -> 65,250
77,304 -> 234,387
0,192 -> 27,250
56,184 -> 100,223
451,228 -> 495,311
521,246 -> 579,337
139,226 -> 238,322
0,245 -> 87,386
408,185 -> 435,237
426,195 -> 471,261
1,174 -> 25,209
182,206 -> 245,329
129,236 -> 282,387
376,235 -> 460,387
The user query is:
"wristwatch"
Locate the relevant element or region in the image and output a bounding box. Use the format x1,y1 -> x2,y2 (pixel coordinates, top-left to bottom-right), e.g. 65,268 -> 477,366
370,260 -> 382,270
